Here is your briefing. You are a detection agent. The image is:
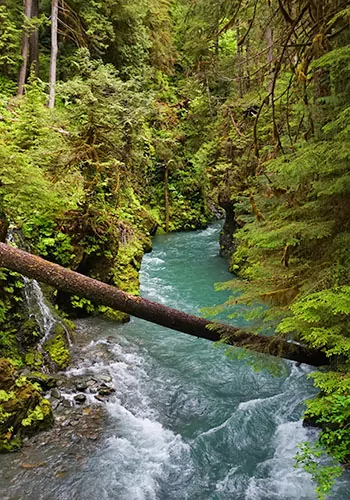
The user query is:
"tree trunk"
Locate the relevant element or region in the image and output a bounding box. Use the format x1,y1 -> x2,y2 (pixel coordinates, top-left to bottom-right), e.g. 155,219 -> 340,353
29,0 -> 39,77
0,243 -> 329,367
164,163 -> 170,233
17,0 -> 33,96
49,0 -> 58,109
236,26 -> 244,98
266,27 -> 274,103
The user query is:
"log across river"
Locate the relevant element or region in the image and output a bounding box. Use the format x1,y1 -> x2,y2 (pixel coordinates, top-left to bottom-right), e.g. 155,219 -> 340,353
0,235 -> 328,366
0,223 -> 349,499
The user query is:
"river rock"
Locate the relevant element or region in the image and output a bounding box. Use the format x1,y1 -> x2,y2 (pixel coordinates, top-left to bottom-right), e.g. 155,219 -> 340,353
51,388 -> 61,400
61,398 -> 73,408
74,394 -> 87,404
99,375 -> 112,383
94,395 -> 105,402
48,397 -> 60,410
75,381 -> 89,392
98,385 -> 115,397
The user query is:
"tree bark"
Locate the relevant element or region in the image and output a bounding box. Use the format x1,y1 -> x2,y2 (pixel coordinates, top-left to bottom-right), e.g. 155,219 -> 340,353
17,0 -> 33,96
266,27 -> 274,104
29,0 -> 39,77
0,243 -> 329,367
164,163 -> 170,233
49,0 -> 58,109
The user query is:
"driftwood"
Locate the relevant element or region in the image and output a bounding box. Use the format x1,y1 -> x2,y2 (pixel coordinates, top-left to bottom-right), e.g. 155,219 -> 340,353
0,243 -> 329,366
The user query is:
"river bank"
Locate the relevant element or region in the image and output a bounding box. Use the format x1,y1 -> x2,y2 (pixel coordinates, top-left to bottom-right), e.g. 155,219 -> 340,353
1,223 -> 349,499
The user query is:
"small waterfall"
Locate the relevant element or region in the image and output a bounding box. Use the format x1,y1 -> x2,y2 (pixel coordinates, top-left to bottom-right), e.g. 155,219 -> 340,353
6,229 -> 72,348
23,276 -> 58,345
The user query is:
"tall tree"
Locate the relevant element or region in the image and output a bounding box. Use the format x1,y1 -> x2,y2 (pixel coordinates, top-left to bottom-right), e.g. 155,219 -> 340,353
28,0 -> 39,77
17,0 -> 33,96
48,0 -> 58,108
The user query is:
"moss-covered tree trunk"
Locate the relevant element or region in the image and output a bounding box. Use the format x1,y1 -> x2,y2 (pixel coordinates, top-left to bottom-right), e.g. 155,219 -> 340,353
0,243 -> 329,366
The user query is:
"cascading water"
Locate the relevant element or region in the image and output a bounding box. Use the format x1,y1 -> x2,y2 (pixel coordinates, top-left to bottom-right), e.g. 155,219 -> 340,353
22,277 -> 57,345
0,223 -> 349,500
6,229 -> 71,347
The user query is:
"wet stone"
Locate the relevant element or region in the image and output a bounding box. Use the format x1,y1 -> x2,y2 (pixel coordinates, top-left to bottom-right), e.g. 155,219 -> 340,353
99,375 -> 112,383
51,388 -> 61,400
74,394 -> 87,405
98,385 -> 115,397
48,397 -> 60,410
61,399 -> 73,409
94,395 -> 105,403
75,381 -> 88,392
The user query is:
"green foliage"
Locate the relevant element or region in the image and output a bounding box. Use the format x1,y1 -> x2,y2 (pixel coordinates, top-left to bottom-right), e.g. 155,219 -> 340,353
43,330 -> 70,369
295,443 -> 342,500
0,5 -> 21,79
21,399 -> 52,428
278,287 -> 350,358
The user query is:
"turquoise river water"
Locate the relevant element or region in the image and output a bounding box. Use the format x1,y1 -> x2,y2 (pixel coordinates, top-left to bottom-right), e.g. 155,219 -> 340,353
0,223 -> 349,499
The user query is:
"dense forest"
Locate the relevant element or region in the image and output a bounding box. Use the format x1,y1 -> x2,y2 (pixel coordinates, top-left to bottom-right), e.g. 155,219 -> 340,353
0,1 -> 349,498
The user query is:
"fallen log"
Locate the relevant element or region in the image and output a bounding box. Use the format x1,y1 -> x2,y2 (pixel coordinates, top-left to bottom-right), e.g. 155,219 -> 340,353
0,243 -> 329,366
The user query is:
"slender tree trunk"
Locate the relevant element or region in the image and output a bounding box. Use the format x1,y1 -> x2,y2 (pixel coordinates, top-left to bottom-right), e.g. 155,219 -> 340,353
214,0 -> 220,58
266,27 -> 274,103
49,0 -> 58,109
245,39 -> 250,93
17,0 -> 33,96
164,163 -> 170,233
0,243 -> 329,367
29,0 -> 39,77
236,26 -> 244,98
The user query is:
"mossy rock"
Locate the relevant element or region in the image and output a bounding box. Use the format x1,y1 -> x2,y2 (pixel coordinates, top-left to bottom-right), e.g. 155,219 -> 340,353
43,330 -> 70,370
0,359 -> 54,453
18,317 -> 42,348
24,350 -> 43,370
26,371 -> 57,391
0,359 -> 15,391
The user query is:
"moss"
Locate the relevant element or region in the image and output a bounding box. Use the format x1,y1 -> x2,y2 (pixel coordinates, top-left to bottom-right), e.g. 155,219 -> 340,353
24,350 -> 43,369
19,317 -> 41,347
97,306 -> 130,323
26,371 -> 56,391
21,398 -> 54,432
0,359 -> 54,453
0,358 -> 15,388
112,236 -> 145,296
43,332 -> 70,369
0,434 -> 21,453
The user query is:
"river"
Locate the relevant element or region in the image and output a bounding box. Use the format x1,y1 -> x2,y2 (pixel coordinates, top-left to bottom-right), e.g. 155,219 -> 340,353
0,223 -> 349,499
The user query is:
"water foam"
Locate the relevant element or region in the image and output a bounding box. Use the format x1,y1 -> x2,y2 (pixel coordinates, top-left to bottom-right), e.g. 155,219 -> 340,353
245,421 -> 317,500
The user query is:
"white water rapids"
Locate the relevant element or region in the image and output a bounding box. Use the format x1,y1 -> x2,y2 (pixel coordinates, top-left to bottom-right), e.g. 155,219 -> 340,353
0,223 -> 349,499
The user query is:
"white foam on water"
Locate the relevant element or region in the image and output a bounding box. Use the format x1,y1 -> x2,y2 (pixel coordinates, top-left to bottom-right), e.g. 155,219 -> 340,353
147,257 -> 166,266
238,393 -> 282,411
66,336 -> 192,500
245,421 -> 317,500
98,403 -> 191,500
